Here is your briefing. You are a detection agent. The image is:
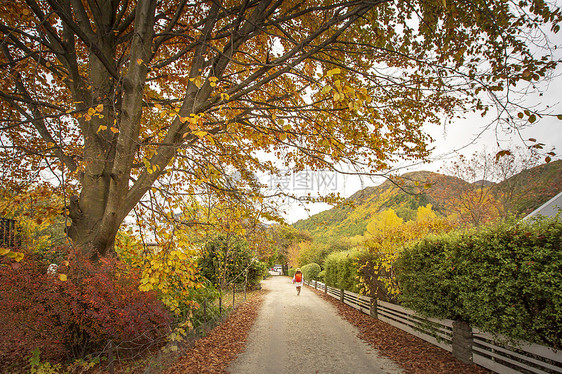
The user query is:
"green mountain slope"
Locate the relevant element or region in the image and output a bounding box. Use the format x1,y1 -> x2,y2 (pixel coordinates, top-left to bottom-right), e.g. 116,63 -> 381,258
293,161 -> 562,243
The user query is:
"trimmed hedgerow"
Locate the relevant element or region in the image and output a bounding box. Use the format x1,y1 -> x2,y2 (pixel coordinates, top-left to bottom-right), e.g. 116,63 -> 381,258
397,217 -> 562,349
287,267 -> 296,278
301,263 -> 321,281
324,249 -> 361,292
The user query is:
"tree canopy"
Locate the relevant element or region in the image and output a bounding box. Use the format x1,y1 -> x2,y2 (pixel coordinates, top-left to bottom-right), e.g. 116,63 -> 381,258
1,0 -> 560,257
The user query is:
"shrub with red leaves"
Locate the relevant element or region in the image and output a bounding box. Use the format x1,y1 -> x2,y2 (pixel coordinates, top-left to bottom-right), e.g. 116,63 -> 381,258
0,248 -> 171,370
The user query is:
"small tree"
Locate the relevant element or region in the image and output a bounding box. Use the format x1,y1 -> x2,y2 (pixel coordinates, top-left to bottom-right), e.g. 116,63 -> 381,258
198,235 -> 254,289
358,205 -> 455,300
437,149 -> 551,226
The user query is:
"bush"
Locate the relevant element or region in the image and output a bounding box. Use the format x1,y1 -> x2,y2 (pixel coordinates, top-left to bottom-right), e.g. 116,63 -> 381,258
199,236 -> 259,287
287,267 -> 296,278
397,217 -> 562,348
247,259 -> 268,289
0,248 -> 171,369
324,249 -> 361,292
301,263 -> 321,281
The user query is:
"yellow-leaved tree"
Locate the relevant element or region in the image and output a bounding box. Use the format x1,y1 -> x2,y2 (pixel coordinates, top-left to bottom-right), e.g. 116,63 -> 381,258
359,205 -> 454,300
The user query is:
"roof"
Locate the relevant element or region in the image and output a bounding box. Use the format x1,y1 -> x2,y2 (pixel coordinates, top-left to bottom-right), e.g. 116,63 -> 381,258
523,191 -> 562,220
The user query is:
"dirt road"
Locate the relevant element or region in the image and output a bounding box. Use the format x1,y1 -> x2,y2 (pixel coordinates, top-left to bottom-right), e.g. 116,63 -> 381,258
227,276 -> 404,374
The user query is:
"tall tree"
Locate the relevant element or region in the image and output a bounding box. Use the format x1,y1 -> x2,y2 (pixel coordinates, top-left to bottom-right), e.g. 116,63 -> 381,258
1,0 -> 560,258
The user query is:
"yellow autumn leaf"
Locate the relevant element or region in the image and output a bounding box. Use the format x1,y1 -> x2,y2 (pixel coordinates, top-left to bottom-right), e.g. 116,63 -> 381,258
137,58 -> 143,65
143,158 -> 151,169
95,104 -> 103,112
97,125 -> 107,133
110,127 -> 119,134
0,247 -> 10,256
14,252 -> 24,262
190,76 -> 203,88
327,68 -> 341,77
58,273 -> 67,281
193,130 -> 207,138
321,85 -> 332,94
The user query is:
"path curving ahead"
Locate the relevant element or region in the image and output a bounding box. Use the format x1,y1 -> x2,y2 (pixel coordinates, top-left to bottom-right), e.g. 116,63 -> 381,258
227,276 -> 404,374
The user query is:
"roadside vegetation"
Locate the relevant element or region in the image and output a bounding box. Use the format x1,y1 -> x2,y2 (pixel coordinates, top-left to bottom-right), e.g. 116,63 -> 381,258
1,0 -> 561,372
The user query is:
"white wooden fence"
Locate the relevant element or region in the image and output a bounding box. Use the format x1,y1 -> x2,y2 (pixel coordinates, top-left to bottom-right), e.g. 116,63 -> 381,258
304,280 -> 562,374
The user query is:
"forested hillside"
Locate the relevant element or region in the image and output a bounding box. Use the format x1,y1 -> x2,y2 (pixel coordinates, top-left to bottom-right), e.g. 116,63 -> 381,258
294,160 -> 562,243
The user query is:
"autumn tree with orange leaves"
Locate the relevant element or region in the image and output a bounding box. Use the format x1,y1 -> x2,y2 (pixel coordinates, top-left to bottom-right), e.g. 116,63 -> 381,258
1,0 -> 561,259
436,148 -> 546,226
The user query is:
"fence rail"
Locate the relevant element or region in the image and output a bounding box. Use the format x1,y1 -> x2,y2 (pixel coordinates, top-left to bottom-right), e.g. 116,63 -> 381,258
377,299 -> 454,353
304,280 -> 562,374
472,328 -> 562,374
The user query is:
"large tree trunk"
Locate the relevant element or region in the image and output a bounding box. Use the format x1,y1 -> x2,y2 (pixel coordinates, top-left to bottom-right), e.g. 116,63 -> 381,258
66,0 -> 157,259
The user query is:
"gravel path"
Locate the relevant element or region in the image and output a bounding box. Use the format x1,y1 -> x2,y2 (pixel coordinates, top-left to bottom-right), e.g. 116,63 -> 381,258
227,276 -> 404,374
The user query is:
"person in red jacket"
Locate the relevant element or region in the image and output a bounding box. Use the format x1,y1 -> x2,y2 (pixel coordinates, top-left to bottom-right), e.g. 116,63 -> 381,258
293,268 -> 303,295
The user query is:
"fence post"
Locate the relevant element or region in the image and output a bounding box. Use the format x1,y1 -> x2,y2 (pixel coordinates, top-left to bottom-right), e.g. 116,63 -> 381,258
324,283 -> 327,294
340,288 -> 345,303
314,280 -> 318,289
232,284 -> 236,307
107,340 -> 114,374
452,320 -> 473,364
369,297 -> 378,319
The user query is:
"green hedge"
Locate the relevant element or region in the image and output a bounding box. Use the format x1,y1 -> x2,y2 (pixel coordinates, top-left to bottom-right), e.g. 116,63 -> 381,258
397,217 -> 562,348
287,267 -> 296,278
324,249 -> 361,292
301,263 -> 321,281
